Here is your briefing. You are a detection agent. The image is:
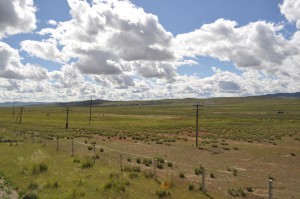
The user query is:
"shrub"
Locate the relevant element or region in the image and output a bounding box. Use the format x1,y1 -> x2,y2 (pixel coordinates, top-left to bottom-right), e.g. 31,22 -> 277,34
32,162 -> 48,174
143,171 -> 154,178
100,148 -> 104,152
127,158 -> 131,162
87,146 -> 93,150
136,158 -> 141,164
45,181 -> 59,189
143,158 -> 152,166
23,192 -> 38,199
128,172 -> 138,179
167,162 -> 173,168
188,183 -> 194,191
157,162 -> 163,169
103,179 -> 129,193
291,153 -> 296,156
179,172 -> 185,178
123,165 -> 140,172
228,187 -> 246,197
232,168 -> 238,176
39,162 -> 48,172
194,167 -> 202,175
156,189 -> 170,198
210,172 -> 215,178
222,147 -> 230,150
246,187 -> 253,192
28,182 -> 39,190
73,158 -> 80,163
155,157 -> 165,164
81,158 -> 93,169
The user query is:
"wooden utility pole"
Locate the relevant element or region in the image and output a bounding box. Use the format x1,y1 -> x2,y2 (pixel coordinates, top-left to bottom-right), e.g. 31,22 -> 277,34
13,102 -> 15,118
20,107 -> 23,123
193,104 -> 203,147
15,107 -> 23,123
65,107 -> 69,129
89,97 -> 92,124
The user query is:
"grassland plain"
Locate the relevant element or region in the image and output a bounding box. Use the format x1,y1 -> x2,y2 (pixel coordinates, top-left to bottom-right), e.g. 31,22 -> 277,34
0,97 -> 299,198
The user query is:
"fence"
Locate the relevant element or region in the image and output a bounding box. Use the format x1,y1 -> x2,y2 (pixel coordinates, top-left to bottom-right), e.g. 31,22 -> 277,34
12,133 -> 290,199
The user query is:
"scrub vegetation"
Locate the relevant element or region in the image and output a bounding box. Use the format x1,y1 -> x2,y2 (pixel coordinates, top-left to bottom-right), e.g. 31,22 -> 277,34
0,96 -> 299,198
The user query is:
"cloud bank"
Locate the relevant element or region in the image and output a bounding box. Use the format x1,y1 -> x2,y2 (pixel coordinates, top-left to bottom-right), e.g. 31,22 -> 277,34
0,0 -> 300,102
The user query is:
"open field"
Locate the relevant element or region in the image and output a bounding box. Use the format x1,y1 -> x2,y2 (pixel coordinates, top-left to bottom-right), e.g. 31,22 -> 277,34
0,97 -> 300,198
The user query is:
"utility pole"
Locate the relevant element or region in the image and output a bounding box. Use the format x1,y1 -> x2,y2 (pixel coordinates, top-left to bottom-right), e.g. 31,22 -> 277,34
20,107 -> 23,123
15,107 -> 23,123
89,97 -> 92,124
13,102 -> 15,118
65,107 -> 69,129
193,104 -> 203,147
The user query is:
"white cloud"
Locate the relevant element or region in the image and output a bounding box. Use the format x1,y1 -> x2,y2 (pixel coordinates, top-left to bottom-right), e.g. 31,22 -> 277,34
1,0 -> 300,102
20,40 -> 69,63
49,65 -> 84,88
47,20 -> 57,26
0,42 -> 48,80
0,0 -> 36,38
174,19 -> 300,79
37,0 -> 176,80
280,0 -> 300,29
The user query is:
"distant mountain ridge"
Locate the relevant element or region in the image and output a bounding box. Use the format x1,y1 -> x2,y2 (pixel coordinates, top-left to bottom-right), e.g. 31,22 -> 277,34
0,92 -> 299,107
261,92 -> 300,98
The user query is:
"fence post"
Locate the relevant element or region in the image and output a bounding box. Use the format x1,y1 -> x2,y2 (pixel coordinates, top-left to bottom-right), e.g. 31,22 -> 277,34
93,143 -> 96,163
56,137 -> 59,151
16,131 -> 18,146
269,179 -> 273,199
120,154 -> 123,171
201,166 -> 206,193
71,138 -> 74,156
154,159 -> 157,178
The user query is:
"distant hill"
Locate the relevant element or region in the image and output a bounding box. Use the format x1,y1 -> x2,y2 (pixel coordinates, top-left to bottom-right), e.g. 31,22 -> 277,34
0,92 -> 299,107
0,102 -> 49,107
56,99 -> 110,107
260,92 -> 300,98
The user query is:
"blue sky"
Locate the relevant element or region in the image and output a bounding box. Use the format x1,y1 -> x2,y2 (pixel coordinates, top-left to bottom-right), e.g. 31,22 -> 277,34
0,0 -> 300,102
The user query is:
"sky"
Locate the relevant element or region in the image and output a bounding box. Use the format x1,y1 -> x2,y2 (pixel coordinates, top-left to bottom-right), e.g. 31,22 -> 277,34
0,0 -> 300,102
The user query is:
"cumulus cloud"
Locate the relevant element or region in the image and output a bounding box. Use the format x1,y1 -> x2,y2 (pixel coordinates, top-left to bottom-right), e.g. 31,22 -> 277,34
20,40 -> 69,63
49,65 -> 84,88
0,0 -> 36,38
36,0 -> 176,80
280,0 -> 300,29
93,74 -> 135,89
175,19 -> 298,70
2,0 -> 300,102
74,50 -> 123,75
47,20 -> 57,26
0,42 -> 48,80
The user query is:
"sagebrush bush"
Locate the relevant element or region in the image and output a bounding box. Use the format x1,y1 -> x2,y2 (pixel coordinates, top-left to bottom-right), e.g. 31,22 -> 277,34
81,158 -> 93,169
32,162 -> 48,175
156,189 -> 170,198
